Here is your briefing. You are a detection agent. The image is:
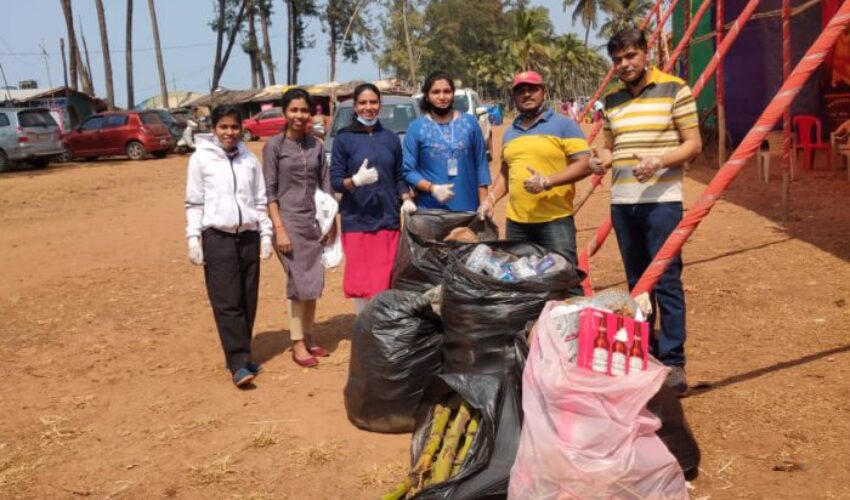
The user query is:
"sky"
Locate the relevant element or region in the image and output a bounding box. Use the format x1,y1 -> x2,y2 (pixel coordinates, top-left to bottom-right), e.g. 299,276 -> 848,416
1,0 -> 606,108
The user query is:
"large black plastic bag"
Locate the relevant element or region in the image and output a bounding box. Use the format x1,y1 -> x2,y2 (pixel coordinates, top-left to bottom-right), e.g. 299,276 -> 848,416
410,372 -> 522,500
392,210 -> 499,293
647,384 -> 702,480
344,290 -> 443,433
441,241 -> 584,375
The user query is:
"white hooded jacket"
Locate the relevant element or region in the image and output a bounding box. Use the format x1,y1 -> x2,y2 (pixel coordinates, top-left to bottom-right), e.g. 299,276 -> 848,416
185,134 -> 273,239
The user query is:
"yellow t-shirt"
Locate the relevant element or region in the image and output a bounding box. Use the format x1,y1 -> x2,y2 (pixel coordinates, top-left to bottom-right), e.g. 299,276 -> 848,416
502,109 -> 590,223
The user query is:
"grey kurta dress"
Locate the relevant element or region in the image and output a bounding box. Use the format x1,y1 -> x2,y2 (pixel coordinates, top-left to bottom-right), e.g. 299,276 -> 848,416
262,133 -> 331,300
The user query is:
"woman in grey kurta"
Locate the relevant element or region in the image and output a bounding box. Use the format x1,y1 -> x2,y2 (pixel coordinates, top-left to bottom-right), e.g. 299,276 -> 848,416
263,88 -> 336,368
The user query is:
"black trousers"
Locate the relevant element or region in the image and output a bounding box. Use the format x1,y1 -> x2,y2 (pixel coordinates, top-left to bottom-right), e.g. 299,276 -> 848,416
202,228 -> 260,372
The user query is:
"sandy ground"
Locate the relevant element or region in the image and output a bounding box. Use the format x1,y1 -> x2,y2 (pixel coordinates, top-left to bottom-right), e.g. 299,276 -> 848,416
1,125 -> 849,499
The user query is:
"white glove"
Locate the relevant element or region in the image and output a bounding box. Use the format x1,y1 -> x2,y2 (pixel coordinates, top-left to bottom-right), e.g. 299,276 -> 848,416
351,159 -> 379,187
260,235 -> 273,260
524,167 -> 549,194
478,193 -> 495,221
401,199 -> 417,214
430,183 -> 455,203
187,236 -> 204,266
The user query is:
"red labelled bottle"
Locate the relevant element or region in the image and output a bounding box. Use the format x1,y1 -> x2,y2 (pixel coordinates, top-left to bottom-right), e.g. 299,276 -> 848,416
610,317 -> 629,377
591,315 -> 609,374
629,329 -> 645,372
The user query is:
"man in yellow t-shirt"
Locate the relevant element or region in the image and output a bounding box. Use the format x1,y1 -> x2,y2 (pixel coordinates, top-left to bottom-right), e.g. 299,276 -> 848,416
480,71 -> 591,294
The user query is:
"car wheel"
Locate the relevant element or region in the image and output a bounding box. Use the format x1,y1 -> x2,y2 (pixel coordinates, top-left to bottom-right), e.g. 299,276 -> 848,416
126,141 -> 147,161
242,129 -> 255,142
31,158 -> 50,169
0,150 -> 8,173
152,150 -> 168,159
58,148 -> 73,163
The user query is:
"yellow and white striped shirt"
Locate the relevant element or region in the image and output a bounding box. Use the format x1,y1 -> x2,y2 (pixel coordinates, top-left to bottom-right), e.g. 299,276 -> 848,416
603,67 -> 698,204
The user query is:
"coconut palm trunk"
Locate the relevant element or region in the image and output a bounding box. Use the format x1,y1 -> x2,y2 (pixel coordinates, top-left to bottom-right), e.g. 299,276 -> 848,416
126,0 -> 135,108
94,0 -> 115,109
147,0 -> 169,107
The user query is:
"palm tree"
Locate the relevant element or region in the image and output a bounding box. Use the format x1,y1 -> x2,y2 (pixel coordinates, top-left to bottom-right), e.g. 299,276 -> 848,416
563,0 -> 602,45
147,0 -> 168,107
504,8 -> 553,71
598,0 -> 653,39
94,0 -> 115,109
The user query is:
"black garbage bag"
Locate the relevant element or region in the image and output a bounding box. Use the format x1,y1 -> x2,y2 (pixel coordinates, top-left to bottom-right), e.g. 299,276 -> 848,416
647,384 -> 702,480
344,290 -> 443,433
392,210 -> 499,293
409,371 -> 522,500
441,241 -> 584,375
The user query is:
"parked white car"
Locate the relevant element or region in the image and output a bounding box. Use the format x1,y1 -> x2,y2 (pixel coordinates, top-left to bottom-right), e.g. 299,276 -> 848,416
414,88 -> 493,159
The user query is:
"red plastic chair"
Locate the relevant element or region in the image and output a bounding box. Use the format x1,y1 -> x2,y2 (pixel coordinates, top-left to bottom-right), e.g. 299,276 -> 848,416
793,115 -> 831,171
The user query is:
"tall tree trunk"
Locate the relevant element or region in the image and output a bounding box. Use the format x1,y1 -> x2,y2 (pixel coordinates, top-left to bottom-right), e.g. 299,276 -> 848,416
287,1 -> 297,84
94,0 -> 115,109
248,4 -> 266,88
60,38 -> 69,89
584,23 -> 590,46
212,0 -> 226,92
148,0 -> 169,107
79,18 -> 95,95
212,0 -> 248,91
59,0 -> 79,90
402,0 -> 417,87
126,0 -> 135,108
259,3 -> 276,85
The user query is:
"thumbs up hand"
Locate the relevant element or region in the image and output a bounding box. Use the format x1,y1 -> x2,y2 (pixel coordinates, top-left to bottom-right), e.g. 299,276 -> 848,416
524,167 -> 550,194
352,159 -> 379,187
632,153 -> 663,183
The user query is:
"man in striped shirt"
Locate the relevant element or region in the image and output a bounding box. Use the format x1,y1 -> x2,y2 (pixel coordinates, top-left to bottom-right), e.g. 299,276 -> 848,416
595,28 -> 702,395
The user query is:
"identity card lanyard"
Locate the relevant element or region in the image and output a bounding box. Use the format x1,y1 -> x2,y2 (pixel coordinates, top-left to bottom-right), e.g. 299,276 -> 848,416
430,116 -> 459,178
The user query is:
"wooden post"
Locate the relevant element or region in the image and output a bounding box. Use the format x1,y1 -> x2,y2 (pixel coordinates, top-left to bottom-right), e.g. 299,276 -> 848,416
716,0 -> 727,167
780,0 -> 792,221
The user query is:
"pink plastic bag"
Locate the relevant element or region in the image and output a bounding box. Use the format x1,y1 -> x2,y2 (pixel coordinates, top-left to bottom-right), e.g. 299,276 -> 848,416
508,301 -> 688,500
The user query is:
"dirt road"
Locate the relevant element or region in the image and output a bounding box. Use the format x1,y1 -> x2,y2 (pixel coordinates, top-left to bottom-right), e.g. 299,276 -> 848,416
1,129 -> 849,499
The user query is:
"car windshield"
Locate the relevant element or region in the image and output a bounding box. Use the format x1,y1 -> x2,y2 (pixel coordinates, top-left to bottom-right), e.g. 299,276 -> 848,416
453,95 -> 469,113
331,103 -> 418,136
18,110 -> 56,128
140,113 -> 163,125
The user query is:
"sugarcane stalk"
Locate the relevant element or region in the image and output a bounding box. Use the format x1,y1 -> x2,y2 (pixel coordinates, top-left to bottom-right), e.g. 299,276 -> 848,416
431,401 -> 472,483
381,478 -> 412,500
412,402 -> 452,476
450,413 -> 480,477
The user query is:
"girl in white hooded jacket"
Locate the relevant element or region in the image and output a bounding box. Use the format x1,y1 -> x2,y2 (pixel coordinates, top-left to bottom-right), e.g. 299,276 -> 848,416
185,105 -> 273,388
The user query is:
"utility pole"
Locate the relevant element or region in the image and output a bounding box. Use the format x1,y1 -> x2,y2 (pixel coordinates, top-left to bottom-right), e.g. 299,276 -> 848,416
40,41 -> 54,89
60,38 -> 69,88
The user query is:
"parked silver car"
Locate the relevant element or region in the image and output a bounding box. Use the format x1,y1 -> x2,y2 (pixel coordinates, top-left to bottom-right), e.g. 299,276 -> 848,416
0,107 -> 64,172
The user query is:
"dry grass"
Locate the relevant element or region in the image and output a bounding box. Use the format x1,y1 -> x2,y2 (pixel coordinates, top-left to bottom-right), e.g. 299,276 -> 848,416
38,415 -> 83,444
249,427 -> 279,449
157,416 -> 220,441
356,462 -> 409,490
0,443 -> 41,488
189,455 -> 237,486
287,441 -> 344,469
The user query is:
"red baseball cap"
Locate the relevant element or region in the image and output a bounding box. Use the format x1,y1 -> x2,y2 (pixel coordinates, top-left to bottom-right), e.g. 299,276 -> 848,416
512,71 -> 544,89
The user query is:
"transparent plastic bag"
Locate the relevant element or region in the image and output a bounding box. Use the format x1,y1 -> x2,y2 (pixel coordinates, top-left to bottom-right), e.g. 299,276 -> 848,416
509,301 -> 688,500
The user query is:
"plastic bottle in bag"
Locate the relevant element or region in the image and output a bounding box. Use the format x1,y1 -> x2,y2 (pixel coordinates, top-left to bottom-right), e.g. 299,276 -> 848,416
535,255 -> 556,274
465,244 -> 493,274
610,318 -> 629,377
510,257 -> 537,279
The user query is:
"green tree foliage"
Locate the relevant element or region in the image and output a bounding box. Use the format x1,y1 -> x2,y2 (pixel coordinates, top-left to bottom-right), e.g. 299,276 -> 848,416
598,0 -> 653,39
563,0 -> 603,45
377,0 -> 428,85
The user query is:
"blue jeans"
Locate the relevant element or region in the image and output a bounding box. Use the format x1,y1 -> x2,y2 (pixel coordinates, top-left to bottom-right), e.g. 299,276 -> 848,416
505,216 -> 583,296
610,202 -> 686,366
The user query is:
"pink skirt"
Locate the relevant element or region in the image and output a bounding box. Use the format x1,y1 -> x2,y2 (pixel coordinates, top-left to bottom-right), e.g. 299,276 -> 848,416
341,230 -> 401,299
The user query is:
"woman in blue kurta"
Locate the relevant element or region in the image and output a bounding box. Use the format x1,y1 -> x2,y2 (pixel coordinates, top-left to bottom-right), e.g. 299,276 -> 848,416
331,83 -> 415,314
403,71 -> 491,211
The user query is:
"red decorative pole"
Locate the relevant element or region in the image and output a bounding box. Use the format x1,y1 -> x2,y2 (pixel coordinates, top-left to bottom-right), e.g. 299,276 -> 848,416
716,0 -> 727,167
631,4 -> 850,297
780,0 -> 792,221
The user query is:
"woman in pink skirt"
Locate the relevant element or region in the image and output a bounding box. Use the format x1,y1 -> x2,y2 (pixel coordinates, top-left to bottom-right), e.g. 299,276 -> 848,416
330,83 -> 416,313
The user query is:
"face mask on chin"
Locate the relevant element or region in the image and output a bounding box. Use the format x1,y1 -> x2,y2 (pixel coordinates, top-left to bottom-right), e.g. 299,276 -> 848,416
356,115 -> 379,127
430,104 -> 453,117
521,106 -> 543,119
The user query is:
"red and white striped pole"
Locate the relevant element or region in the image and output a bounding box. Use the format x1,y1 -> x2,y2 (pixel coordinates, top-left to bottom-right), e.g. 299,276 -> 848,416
631,3 -> 850,296
780,0 -> 793,221
716,0 -> 727,166
577,0 -> 763,295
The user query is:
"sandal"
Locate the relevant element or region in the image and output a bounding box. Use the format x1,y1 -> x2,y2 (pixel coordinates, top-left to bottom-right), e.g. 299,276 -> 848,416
308,345 -> 330,357
292,352 -> 318,368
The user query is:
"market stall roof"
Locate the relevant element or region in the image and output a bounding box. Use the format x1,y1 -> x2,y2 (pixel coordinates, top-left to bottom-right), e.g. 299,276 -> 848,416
190,88 -> 264,107
136,91 -> 204,109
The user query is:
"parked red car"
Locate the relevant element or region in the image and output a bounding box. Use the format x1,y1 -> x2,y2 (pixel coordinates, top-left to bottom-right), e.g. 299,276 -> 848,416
241,107 -> 285,141
64,111 -> 174,161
